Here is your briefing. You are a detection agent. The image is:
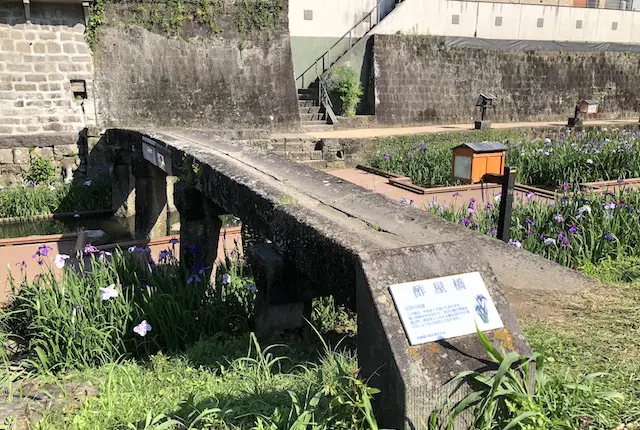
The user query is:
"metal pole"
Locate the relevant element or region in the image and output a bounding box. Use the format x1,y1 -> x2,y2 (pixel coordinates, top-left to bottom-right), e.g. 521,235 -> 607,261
496,166 -> 515,243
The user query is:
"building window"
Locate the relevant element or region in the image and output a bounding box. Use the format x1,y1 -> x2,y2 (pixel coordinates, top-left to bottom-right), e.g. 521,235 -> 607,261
303,9 -> 313,20
536,18 -> 544,28
576,19 -> 583,29
611,21 -> 618,30
495,16 -> 502,26
452,14 -> 459,25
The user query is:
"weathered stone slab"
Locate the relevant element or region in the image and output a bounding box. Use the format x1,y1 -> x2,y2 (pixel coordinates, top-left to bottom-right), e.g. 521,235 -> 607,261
13,147 -> 29,164
357,242 -> 530,429
0,148 -> 12,164
53,143 -> 79,157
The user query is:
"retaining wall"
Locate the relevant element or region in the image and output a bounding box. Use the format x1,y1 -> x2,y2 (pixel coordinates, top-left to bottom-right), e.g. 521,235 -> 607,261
372,34 -> 640,125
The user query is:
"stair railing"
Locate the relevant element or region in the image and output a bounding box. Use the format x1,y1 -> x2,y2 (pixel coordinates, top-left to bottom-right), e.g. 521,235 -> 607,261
318,70 -> 337,125
295,0 -> 391,89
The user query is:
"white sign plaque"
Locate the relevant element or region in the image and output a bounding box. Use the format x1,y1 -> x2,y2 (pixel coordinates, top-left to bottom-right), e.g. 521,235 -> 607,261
389,272 -> 504,345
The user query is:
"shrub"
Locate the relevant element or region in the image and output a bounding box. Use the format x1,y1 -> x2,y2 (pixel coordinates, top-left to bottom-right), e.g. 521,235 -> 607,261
326,66 -> 363,117
24,154 -> 56,185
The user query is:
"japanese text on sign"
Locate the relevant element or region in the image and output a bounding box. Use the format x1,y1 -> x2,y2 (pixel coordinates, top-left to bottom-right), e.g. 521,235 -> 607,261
389,272 -> 504,345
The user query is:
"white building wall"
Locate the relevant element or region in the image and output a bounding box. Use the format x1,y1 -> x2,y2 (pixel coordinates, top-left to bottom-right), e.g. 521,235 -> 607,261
289,0 -> 640,44
289,0 -> 379,37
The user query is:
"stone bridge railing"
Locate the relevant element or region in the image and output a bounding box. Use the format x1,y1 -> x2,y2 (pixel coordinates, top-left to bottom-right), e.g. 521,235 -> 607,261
106,128 -> 595,429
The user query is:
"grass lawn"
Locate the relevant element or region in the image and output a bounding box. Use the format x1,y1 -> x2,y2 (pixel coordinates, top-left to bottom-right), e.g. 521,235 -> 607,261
12,331 -> 362,429
516,276 -> 640,427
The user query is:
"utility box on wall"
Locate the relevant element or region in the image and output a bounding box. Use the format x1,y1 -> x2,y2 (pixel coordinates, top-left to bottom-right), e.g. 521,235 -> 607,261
452,142 -> 507,184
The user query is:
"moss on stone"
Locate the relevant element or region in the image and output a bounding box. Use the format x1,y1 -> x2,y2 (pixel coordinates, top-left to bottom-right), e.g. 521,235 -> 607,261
87,0 -> 287,48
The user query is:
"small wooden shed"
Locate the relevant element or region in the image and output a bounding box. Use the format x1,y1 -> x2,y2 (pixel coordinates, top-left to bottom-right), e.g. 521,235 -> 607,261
452,142 -> 507,184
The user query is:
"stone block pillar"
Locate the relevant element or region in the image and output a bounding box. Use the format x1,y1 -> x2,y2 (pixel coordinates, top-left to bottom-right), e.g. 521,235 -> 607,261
111,151 -> 136,218
247,243 -> 314,332
134,161 -> 168,240
173,182 -> 224,274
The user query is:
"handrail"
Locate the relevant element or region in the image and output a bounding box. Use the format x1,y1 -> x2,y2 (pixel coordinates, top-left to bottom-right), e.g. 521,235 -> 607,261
318,73 -> 338,124
295,0 -> 392,88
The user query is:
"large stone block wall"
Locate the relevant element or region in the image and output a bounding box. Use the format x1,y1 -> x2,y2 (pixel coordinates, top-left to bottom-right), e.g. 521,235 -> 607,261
372,35 -> 640,125
0,135 -> 85,186
0,3 -> 95,136
93,2 -> 300,130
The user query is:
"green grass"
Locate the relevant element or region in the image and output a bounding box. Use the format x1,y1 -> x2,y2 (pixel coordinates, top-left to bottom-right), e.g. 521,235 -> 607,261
524,281 -> 640,426
9,332 -> 375,429
372,128 -> 640,189
0,181 -> 111,218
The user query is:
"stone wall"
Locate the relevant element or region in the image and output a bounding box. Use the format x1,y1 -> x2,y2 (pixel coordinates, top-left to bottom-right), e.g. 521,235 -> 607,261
0,134 -> 84,186
93,1 -> 300,131
0,3 -> 95,136
372,35 -> 640,125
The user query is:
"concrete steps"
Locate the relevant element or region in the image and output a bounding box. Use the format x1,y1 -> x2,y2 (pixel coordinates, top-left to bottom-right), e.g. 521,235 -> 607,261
256,137 -> 345,170
297,87 -> 333,132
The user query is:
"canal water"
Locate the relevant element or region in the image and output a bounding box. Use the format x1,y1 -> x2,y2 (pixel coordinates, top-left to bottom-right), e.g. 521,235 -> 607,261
0,212 -> 241,241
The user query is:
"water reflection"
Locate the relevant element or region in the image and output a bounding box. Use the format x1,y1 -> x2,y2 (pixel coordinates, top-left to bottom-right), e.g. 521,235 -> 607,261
0,212 -> 242,241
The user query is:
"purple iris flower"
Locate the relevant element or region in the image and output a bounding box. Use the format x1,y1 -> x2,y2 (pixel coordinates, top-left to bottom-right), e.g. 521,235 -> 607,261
158,249 -> 172,263
461,217 -> 471,227
245,283 -> 258,293
554,214 -> 564,223
169,237 -> 179,246
604,232 -> 615,241
524,219 -> 535,227
558,232 -> 569,248
453,192 -> 462,197
33,244 -> 52,259
187,264 -> 206,284
83,244 -> 99,254
526,191 -> 535,201
489,228 -> 497,236
568,225 -> 579,234
187,274 -> 201,284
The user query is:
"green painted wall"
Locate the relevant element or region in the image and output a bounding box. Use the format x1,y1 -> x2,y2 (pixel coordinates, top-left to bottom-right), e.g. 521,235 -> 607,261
291,36 -> 341,87
291,35 -> 373,113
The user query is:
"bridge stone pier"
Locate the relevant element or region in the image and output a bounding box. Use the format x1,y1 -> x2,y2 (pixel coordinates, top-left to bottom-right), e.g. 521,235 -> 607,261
106,128 -> 595,429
